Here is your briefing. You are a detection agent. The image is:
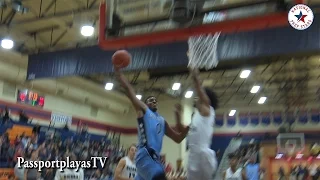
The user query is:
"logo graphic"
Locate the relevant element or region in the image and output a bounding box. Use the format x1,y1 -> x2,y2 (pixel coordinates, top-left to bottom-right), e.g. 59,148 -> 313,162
288,4 -> 314,30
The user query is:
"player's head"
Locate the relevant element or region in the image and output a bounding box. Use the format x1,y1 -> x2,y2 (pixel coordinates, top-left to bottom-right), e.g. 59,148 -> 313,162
128,144 -> 137,159
195,88 -> 219,109
228,153 -> 239,168
145,96 -> 158,112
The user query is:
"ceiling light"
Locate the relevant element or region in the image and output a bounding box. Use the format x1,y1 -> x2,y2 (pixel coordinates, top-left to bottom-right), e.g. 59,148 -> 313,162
1,39 -> 14,49
184,91 -> 193,98
172,83 -> 181,90
258,97 -> 267,104
240,70 -> 251,78
229,110 -> 236,116
275,153 -> 283,159
105,83 -> 113,90
81,25 -> 94,37
12,0 -> 29,13
295,153 -> 303,159
136,95 -> 142,100
250,86 -> 260,93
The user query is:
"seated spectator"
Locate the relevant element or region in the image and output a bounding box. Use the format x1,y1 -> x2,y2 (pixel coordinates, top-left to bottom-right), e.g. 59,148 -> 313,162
32,123 -> 41,135
63,123 -> 69,131
2,106 -> 10,125
14,153 -> 25,180
19,110 -> 30,123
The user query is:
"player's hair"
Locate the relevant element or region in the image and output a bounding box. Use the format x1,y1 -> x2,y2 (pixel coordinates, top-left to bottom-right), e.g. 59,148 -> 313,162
204,88 -> 219,109
144,96 -> 156,103
228,153 -> 239,159
128,144 -> 136,150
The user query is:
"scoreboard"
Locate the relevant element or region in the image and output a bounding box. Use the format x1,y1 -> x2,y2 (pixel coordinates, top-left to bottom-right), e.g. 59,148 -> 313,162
17,89 -> 45,107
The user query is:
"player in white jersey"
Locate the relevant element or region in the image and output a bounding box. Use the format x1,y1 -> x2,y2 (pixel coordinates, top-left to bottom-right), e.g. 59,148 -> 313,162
174,68 -> 219,179
223,153 -> 246,180
114,144 -> 137,180
54,153 -> 84,180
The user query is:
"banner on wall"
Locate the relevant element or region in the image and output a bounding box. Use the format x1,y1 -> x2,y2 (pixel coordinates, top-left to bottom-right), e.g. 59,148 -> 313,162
51,112 -> 72,126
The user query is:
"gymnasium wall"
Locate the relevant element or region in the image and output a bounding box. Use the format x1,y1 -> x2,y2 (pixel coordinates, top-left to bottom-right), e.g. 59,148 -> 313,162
0,78 -> 137,135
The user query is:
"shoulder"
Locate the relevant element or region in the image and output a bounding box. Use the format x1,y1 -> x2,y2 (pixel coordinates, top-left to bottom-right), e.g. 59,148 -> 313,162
118,158 -> 127,165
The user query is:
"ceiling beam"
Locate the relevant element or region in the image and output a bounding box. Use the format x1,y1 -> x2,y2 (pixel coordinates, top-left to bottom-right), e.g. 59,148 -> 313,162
0,5 -> 99,28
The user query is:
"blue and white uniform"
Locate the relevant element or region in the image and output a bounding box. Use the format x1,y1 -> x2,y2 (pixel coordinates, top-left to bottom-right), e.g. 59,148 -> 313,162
135,108 -> 166,180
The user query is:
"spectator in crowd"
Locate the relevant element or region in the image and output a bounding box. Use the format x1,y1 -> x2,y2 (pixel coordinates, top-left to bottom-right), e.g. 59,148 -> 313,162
2,106 -> 10,124
63,123 -> 69,131
223,153 -> 246,180
24,150 -> 41,180
54,152 -> 84,180
14,152 -> 25,180
278,166 -> 285,180
19,110 -> 31,123
245,156 -> 259,180
32,123 -> 41,135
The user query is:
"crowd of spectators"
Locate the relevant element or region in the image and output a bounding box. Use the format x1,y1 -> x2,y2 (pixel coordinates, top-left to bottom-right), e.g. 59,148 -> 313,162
0,107 -> 126,180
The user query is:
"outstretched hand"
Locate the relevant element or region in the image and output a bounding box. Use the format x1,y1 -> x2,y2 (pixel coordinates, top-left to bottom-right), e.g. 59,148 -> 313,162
174,104 -> 182,118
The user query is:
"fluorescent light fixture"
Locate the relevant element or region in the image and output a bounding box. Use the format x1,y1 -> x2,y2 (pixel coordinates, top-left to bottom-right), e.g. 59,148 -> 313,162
229,110 -> 236,116
250,86 -> 260,93
1,39 -> 14,49
258,97 -> 267,104
275,153 -> 283,159
295,153 -> 303,159
105,83 -> 113,90
184,91 -> 193,98
240,70 -> 251,78
172,83 -> 181,90
81,25 -> 94,37
136,95 -> 142,100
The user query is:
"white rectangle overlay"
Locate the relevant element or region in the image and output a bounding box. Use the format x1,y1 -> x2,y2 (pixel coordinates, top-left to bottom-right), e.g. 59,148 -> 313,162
17,157 -> 108,172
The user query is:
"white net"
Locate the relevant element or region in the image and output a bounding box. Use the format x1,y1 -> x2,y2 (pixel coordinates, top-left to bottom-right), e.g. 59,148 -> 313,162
187,32 -> 221,70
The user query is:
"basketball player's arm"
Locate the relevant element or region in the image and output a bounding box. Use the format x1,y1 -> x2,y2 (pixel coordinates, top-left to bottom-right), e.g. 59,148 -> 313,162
165,121 -> 188,143
114,159 -> 133,180
114,68 -> 147,112
174,104 -> 189,135
189,68 -> 211,112
222,171 -> 226,180
241,169 -> 247,180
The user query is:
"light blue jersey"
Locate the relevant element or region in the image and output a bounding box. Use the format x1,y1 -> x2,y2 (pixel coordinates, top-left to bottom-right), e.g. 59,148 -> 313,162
137,108 -> 165,155
246,164 -> 259,180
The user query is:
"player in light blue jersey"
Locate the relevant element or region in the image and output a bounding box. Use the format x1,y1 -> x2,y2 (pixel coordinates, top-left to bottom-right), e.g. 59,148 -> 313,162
115,67 -> 189,180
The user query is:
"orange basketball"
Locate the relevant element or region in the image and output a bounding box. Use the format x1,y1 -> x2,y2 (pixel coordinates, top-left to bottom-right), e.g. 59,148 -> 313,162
112,50 -> 131,68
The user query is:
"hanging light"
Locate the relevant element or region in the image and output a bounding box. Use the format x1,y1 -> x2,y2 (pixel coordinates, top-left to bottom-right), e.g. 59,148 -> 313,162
12,0 -> 29,13
1,39 -> 14,49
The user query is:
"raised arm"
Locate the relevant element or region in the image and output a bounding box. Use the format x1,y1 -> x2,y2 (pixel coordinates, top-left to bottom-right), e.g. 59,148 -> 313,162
164,105 -> 189,143
174,104 -> 189,134
114,68 -> 147,112
189,68 -> 211,107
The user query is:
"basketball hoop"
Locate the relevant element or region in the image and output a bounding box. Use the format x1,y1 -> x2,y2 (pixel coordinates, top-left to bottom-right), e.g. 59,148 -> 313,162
187,32 -> 221,70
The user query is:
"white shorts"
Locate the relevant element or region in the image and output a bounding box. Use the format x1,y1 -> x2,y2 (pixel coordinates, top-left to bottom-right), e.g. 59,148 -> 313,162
187,148 -> 217,180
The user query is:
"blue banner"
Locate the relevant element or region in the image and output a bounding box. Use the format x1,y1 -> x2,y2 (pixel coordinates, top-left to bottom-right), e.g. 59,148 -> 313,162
27,14 -> 319,80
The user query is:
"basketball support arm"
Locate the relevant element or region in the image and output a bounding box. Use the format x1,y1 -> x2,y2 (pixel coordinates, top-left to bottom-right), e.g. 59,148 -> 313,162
99,0 -> 304,50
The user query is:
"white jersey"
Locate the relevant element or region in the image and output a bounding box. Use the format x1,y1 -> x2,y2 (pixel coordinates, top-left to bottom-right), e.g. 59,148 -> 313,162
121,156 -> 137,179
54,168 -> 84,180
188,106 -> 215,150
187,106 -> 217,180
225,168 -> 243,180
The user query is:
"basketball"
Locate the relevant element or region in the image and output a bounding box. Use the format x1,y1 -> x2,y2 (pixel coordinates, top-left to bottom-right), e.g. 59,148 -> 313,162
112,50 -> 131,68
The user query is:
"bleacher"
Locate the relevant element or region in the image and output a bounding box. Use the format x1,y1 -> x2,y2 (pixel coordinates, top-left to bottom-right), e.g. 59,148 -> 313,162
0,119 -> 115,180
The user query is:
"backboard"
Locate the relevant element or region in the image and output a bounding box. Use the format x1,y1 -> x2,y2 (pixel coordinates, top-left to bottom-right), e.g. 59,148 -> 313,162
98,0 -> 295,50
277,133 -> 305,156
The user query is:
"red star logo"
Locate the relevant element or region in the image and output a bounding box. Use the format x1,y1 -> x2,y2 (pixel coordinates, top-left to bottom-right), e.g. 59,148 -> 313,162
299,14 -> 308,23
